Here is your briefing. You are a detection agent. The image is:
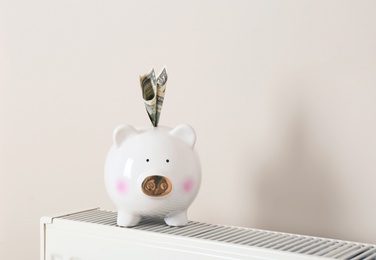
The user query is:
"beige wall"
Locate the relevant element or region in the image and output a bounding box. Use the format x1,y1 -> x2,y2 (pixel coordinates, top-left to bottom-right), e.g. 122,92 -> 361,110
1,0 -> 376,258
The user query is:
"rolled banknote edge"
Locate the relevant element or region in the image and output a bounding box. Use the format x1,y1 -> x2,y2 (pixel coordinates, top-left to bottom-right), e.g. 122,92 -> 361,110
139,68 -> 158,126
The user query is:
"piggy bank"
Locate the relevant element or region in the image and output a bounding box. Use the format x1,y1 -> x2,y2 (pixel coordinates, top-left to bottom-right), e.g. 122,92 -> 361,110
104,124 -> 201,227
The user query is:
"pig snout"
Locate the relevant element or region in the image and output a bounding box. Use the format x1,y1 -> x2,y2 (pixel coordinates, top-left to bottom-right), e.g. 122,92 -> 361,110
141,175 -> 172,197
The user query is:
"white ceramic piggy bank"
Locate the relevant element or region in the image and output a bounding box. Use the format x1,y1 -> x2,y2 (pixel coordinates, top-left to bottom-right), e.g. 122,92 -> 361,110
104,124 -> 201,227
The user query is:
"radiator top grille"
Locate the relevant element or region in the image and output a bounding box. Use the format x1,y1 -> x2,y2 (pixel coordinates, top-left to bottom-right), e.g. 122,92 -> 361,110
58,208 -> 376,260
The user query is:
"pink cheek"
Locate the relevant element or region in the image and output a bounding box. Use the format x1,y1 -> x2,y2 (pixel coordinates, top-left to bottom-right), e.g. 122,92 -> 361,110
182,179 -> 194,193
116,180 -> 127,194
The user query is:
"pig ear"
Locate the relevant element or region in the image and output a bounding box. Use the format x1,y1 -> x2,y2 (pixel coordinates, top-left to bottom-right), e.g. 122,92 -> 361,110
113,124 -> 138,148
169,124 -> 196,148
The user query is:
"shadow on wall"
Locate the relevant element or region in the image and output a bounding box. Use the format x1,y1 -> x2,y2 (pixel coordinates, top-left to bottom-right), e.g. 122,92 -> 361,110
251,86 -> 343,239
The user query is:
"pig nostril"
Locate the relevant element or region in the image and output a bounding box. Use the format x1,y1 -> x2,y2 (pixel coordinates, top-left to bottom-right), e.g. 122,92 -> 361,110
160,182 -> 168,190
145,181 -> 155,191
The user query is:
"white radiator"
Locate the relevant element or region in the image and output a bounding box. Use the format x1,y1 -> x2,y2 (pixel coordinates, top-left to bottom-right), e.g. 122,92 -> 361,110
40,208 -> 376,260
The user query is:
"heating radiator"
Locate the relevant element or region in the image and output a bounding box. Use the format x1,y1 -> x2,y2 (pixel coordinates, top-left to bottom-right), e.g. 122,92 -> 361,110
40,208 -> 376,260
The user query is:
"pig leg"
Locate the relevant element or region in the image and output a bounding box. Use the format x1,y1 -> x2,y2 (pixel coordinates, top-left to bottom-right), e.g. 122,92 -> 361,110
164,210 -> 188,226
117,209 -> 141,227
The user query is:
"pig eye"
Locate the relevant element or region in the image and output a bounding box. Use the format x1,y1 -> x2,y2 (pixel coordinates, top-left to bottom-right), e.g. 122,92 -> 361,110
166,159 -> 170,163
146,159 -> 150,162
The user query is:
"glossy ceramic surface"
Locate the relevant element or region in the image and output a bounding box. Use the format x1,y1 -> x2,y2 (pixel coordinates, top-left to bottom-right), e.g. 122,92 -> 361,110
104,124 -> 201,227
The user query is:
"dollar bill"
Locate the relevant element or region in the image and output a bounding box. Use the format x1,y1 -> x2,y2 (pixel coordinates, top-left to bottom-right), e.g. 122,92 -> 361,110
140,69 -> 157,126
155,67 -> 168,126
139,67 -> 168,126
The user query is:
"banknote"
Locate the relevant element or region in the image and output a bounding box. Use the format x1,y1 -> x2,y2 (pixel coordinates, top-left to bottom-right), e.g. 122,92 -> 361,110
139,67 -> 168,126
155,67 -> 168,126
140,69 -> 157,126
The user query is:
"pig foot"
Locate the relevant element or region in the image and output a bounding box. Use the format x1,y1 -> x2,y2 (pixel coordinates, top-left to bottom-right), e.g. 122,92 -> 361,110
164,210 -> 188,226
117,210 -> 141,227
